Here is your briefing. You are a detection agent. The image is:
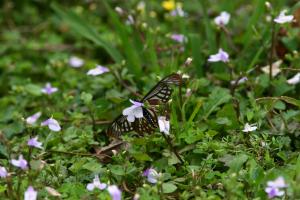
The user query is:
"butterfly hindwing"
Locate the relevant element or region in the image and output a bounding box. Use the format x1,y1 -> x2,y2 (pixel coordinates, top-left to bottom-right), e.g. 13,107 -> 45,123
107,115 -> 134,137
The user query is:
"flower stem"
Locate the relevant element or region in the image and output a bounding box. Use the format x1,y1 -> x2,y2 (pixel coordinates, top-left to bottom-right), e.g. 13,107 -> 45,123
161,133 -> 184,164
269,20 -> 276,83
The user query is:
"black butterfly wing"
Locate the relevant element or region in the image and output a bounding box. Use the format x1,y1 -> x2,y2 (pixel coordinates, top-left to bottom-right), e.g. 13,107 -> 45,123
141,73 -> 182,105
106,115 -> 134,138
107,108 -> 158,137
133,108 -> 158,135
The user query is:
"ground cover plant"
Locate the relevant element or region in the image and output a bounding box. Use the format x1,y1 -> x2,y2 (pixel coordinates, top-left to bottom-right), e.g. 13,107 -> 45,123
1,0 -> 300,199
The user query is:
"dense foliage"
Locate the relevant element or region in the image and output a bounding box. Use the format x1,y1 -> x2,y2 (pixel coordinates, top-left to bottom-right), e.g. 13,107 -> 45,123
1,0 -> 300,199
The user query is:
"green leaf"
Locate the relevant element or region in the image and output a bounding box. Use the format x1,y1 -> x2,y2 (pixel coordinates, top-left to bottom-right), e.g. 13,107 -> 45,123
228,154 -> 249,173
131,152 -> 153,161
280,96 -> 300,108
24,84 -> 42,96
80,92 -> 93,105
200,87 -> 231,120
162,182 -> 177,193
110,165 -> 126,176
82,161 -> 103,173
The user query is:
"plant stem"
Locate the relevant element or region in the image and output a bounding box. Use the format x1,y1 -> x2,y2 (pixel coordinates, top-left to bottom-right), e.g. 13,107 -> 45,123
161,133 -> 184,164
269,20 -> 276,83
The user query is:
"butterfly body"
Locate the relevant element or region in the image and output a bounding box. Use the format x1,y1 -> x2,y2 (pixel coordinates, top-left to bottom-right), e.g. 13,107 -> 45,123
107,73 -> 182,138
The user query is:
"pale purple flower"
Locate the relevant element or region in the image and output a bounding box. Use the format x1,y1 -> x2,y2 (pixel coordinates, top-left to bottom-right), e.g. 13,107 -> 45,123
11,155 -> 28,170
170,5 -> 186,17
265,187 -> 284,199
87,65 -> 110,76
122,100 -> 144,123
0,166 -> 8,178
26,112 -> 41,125
27,137 -> 43,149
267,176 -> 287,188
242,123 -> 257,132
287,73 -> 300,85
208,48 -> 229,63
214,11 -> 230,26
86,175 -> 107,191
126,15 -> 135,25
143,168 -> 160,184
170,34 -> 186,43
230,77 -> 248,85
107,185 -> 122,200
69,56 -> 84,68
41,83 -> 58,95
41,118 -> 61,132
274,10 -> 294,24
158,116 -> 170,135
265,176 -> 287,199
24,186 -> 37,200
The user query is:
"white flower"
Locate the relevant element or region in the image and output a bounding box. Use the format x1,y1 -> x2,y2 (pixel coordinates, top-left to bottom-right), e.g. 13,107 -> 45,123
182,74 -> 190,79
208,48 -> 229,63
122,100 -> 144,123
261,60 -> 282,77
274,10 -> 294,24
158,116 -> 170,135
87,65 -> 109,76
287,73 -> 300,85
24,186 -> 37,200
143,168 -> 160,184
115,7 -> 124,15
242,123 -> 257,132
26,112 -> 41,125
41,118 -> 61,132
86,175 -> 107,191
45,187 -> 61,197
107,185 -> 122,200
185,57 -> 193,66
186,88 -> 192,97
214,11 -> 230,26
69,56 -> 84,68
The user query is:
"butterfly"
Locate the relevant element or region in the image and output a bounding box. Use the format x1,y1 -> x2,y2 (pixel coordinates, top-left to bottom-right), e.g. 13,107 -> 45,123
107,73 -> 182,138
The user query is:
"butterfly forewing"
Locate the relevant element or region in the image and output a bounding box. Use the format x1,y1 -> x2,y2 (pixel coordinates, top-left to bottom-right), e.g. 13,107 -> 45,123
142,73 -> 182,105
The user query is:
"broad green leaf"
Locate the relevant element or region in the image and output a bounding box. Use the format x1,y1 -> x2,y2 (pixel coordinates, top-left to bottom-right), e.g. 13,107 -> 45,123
162,182 -> 177,193
200,87 -> 231,120
228,154 -> 248,173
